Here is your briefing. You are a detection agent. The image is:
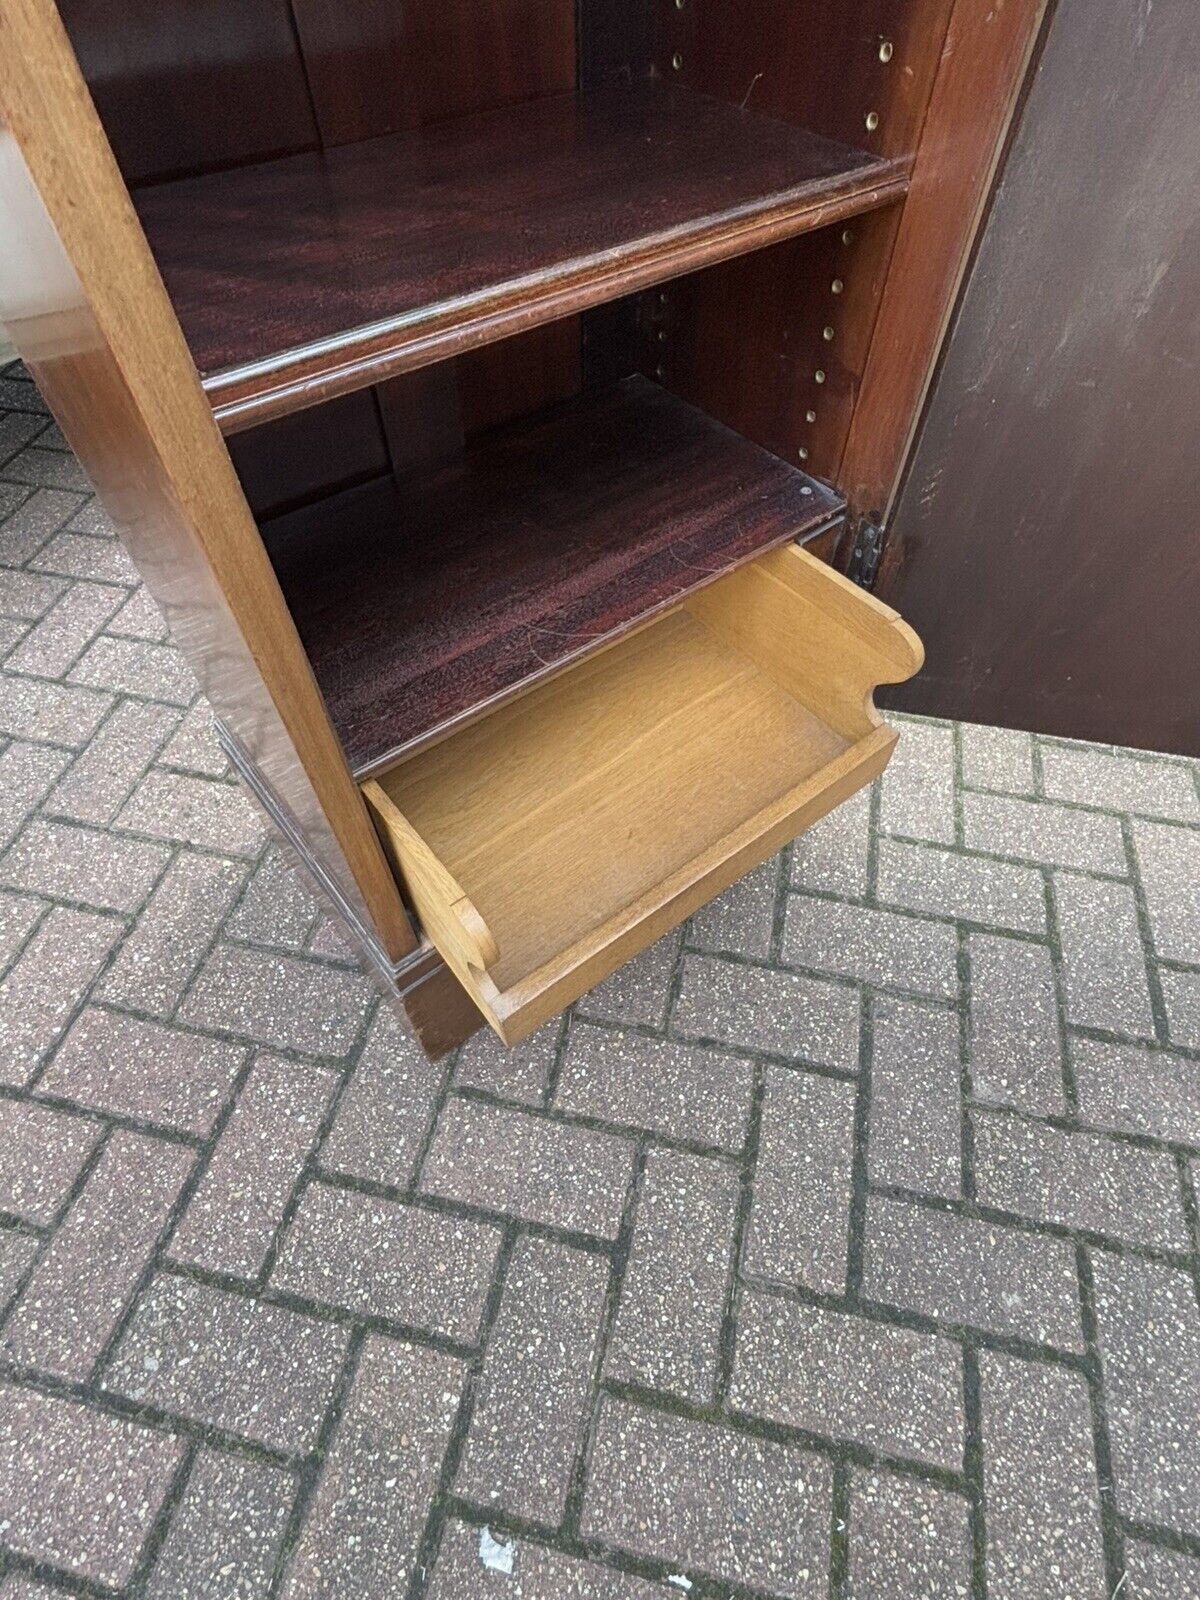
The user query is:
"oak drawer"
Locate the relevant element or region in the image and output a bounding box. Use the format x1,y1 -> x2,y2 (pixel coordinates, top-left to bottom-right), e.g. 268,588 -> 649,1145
364,544 -> 922,1044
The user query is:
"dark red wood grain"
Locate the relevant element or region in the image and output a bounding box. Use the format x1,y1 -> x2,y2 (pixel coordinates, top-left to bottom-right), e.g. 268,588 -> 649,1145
263,376 -> 844,775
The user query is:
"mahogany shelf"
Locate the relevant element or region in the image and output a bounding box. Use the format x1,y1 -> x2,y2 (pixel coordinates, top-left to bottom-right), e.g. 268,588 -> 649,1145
135,84 -> 909,434
264,376 -> 844,777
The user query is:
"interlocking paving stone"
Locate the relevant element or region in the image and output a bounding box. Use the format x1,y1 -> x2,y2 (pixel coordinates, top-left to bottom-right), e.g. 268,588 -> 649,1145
978,1350 -> 1107,1599
0,1383 -> 183,1587
32,528 -> 139,585
605,1148 -> 739,1403
877,837 -> 1046,934
967,931 -> 1067,1115
0,1233 -> 40,1311
108,583 -> 168,642
455,1019 -> 559,1106
70,635 -> 196,705
4,445 -> 90,493
4,580 -> 122,679
1055,872 -> 1155,1038
98,850 -> 248,1017
1131,819 -> 1200,964
45,697 -> 179,825
673,952 -> 861,1068
159,700 -> 228,776
1091,1253 -> 1200,1530
421,1098 -> 636,1239
743,1066 -> 856,1294
576,929 -> 682,1030
687,857 -> 779,960
962,790 -> 1128,875
731,1288 -> 964,1469
791,782 -> 872,898
972,1109 -> 1189,1252
0,890 -> 42,968
0,1575 -> 66,1598
0,616 -> 27,655
320,1006 -> 444,1187
1161,965 -> 1200,1050
225,848 -> 321,951
0,488 -> 83,566
169,1055 -> 339,1280
41,1007 -> 244,1133
867,995 -> 961,1199
118,768 -> 266,858
555,1021 -> 754,1150
282,1336 -> 465,1599
582,1398 -> 832,1597
0,816 -> 169,913
845,1469 -> 973,1600
0,742 -> 71,851
145,1450 -> 295,1600
177,945 -> 374,1058
0,413 -> 48,469
1072,1037 -> 1200,1147
458,1236 -> 608,1523
782,894 -> 959,999
862,1195 -> 1083,1350
273,1182 -> 502,1343
0,568 -> 67,621
1122,1541 -> 1200,1598
0,672 -> 112,745
106,1273 -> 351,1453
0,1099 -> 100,1225
0,908 -> 121,1084
959,720 -> 1037,795
430,1519 -> 668,1598
2,1131 -> 193,1380
1040,740 -> 1200,823
879,717 -> 957,845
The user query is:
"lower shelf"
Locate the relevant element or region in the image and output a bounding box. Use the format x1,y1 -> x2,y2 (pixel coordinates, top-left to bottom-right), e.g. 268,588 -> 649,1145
364,543 -> 923,1043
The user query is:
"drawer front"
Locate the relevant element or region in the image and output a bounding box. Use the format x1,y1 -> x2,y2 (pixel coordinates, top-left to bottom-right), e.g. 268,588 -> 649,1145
365,545 -> 922,1044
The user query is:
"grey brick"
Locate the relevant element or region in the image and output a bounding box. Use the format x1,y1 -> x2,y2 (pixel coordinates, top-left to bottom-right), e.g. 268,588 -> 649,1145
169,1055 -> 339,1279
178,945 -> 374,1058
791,782 -> 872,899
0,817 -> 169,913
42,1007 -> 244,1133
731,1288 -> 964,1470
0,889 -> 42,969
2,1130 -> 193,1380
455,1018 -> 559,1106
225,848 -> 320,950
70,635 -> 196,704
430,1520 -> 666,1599
673,952 -> 861,1069
0,1382 -> 183,1586
582,1398 -> 831,1598
320,1005 -> 444,1187
0,1232 -> 40,1310
0,1575 -> 65,1599
1161,965 -> 1200,1050
687,857 -> 779,960
0,615 -> 27,654
33,528 -> 139,585
973,1109 -> 1188,1252
845,1470 -> 973,1600
555,1020 -> 754,1150
0,413 -> 47,468
744,1066 -> 856,1294
65,499 -> 116,537
282,1336 -> 465,1600
1040,741 -> 1199,823
962,791 -> 1128,875
968,932 -> 1066,1115
783,894 -> 958,999
877,837 -> 1046,935
577,928 -> 681,1029
0,741 -> 71,850
119,769 -> 266,858
0,488 -> 82,565
46,697 -> 179,824
306,914 -> 359,962
0,673 -> 111,745
108,584 -> 168,642
4,444 -> 90,493
4,581 -> 122,679
0,1099 -> 101,1224
0,568 -> 66,621
868,995 -> 961,1199
98,851 -> 248,1016
1072,1037 -> 1200,1147
979,1350 -> 1107,1600
879,719 -> 956,844
863,1195 -> 1083,1349
421,1098 -> 635,1239
1092,1253 -> 1200,1529
606,1148 -> 739,1403
1055,873 -> 1154,1038
0,908 -> 121,1084
458,1236 -> 607,1522
1132,819 -> 1200,965
107,1273 -> 350,1452
146,1451 -> 295,1600
273,1181 -> 501,1343
159,701 -> 228,777
959,720 -> 1037,796
1122,1541 -> 1200,1599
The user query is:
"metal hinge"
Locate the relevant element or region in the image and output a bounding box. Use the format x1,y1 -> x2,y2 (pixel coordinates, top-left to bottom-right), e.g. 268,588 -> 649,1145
845,518 -> 885,589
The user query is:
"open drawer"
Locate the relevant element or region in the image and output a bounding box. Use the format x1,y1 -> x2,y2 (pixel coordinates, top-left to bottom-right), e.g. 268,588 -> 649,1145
364,545 -> 923,1043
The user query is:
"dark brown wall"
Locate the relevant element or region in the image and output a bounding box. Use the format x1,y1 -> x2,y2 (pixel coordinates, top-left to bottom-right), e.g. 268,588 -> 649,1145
881,0 -> 1200,756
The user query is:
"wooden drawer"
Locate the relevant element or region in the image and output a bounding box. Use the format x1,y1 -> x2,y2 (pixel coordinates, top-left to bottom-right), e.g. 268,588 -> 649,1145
364,545 -> 922,1044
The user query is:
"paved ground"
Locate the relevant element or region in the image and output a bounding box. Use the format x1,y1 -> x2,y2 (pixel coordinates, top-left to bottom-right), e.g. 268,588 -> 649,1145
0,356 -> 1198,1598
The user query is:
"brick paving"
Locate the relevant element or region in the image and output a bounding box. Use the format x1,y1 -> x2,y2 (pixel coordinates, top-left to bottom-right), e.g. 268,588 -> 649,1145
0,357 -> 1198,1596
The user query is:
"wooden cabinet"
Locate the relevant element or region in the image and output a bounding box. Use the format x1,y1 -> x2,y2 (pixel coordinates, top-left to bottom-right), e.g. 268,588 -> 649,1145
0,0 -> 1045,1054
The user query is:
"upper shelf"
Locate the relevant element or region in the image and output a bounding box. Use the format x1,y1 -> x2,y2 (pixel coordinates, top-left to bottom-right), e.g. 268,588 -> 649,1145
134,84 -> 909,433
